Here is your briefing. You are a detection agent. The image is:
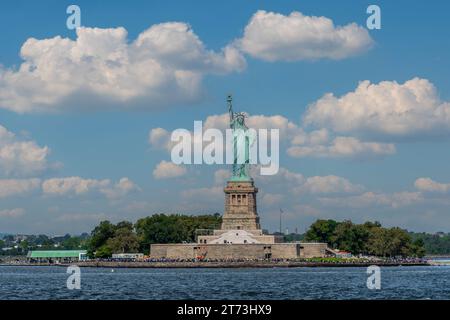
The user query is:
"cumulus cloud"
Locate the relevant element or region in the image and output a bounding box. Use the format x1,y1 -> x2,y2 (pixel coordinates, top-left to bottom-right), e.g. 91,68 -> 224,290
99,177 -> 141,199
415,177 -> 450,193
0,24 -> 245,113
0,208 -> 25,218
0,178 -> 41,198
42,177 -> 110,195
267,167 -> 305,185
42,176 -> 139,198
254,166 -> 304,188
254,167 -> 362,195
319,191 -> 423,209
237,10 -> 373,61
149,128 -> 171,151
214,168 -> 230,185
181,186 -> 223,200
55,212 -> 110,222
0,10 -> 375,114
0,125 -> 51,177
204,113 -> 298,134
153,160 -> 187,179
295,175 -> 364,194
151,112 -> 396,161
149,113 -> 301,150
287,136 -> 396,159
304,78 -> 450,139
261,193 -> 284,206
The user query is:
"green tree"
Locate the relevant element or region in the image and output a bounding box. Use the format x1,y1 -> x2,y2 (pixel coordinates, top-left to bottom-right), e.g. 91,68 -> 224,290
135,213 -> 222,254
367,227 -> 389,257
61,236 -> 84,250
387,227 -> 413,257
332,221 -> 369,254
410,232 -> 450,255
304,219 -> 338,244
95,245 -> 113,258
19,240 -> 29,253
88,220 -> 116,257
367,226 -> 415,257
410,238 -> 426,257
305,219 -> 425,258
106,222 -> 139,253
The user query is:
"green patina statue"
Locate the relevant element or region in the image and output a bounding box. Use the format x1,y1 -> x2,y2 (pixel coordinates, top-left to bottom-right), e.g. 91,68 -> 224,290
227,94 -> 253,181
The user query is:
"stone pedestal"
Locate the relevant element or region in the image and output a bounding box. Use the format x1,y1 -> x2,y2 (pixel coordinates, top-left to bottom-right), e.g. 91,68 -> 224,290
221,180 -> 260,231
197,179 -> 279,245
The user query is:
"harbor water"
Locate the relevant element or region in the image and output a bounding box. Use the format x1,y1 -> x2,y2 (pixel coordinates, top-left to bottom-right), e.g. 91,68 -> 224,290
1,265 -> 450,299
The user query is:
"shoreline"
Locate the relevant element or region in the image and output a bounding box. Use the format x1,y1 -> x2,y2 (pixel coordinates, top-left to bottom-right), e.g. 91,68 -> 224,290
0,260 -> 431,268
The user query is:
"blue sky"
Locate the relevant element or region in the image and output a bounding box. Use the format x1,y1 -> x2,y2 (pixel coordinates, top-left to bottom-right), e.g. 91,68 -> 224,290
1,0 -> 450,234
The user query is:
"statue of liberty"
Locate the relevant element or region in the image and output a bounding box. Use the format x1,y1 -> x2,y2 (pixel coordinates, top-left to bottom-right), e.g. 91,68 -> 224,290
227,94 -> 253,181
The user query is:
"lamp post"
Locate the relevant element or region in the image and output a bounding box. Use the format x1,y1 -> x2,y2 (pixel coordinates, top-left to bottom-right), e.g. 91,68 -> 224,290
279,208 -> 283,234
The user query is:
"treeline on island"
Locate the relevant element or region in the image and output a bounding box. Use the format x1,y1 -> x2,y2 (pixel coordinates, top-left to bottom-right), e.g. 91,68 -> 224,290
304,219 -> 426,257
410,232 -> 450,255
2,214 -> 450,257
0,233 -> 90,256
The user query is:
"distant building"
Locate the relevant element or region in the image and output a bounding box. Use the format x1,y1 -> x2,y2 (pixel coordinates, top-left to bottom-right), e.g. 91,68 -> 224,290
334,250 -> 352,258
14,235 -> 28,242
112,253 -> 144,260
27,250 -> 87,262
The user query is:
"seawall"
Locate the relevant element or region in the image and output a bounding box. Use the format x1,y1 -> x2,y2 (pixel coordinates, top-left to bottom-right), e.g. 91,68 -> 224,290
54,260 -> 431,268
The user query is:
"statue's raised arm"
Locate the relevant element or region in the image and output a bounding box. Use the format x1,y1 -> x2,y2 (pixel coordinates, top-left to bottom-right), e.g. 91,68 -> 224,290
227,94 -> 234,126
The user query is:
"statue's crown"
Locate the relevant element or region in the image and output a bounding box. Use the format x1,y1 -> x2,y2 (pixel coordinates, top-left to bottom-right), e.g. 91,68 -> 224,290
235,112 -> 246,119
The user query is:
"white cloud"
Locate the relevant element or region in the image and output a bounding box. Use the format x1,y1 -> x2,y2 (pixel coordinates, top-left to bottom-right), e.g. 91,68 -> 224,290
304,78 -> 450,138
290,128 -> 329,146
55,212 -> 110,222
209,114 -> 396,159
261,193 -> 284,206
214,169 -> 230,185
0,178 -> 41,198
0,125 -> 51,176
181,186 -> 223,200
255,167 -> 362,195
319,191 -> 423,208
100,177 -> 140,199
153,160 -> 187,179
292,204 -> 322,217
273,167 -> 305,185
42,176 -> 139,198
149,128 -> 171,151
213,168 -> 358,200
150,113 -> 302,162
203,113 -> 299,135
237,10 -> 373,61
415,177 -> 450,193
295,175 -> 364,194
0,24 -> 245,113
150,113 -> 300,150
151,113 -> 396,161
287,136 -> 396,159
255,166 -> 305,186
0,208 -> 25,218
42,176 -> 110,195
